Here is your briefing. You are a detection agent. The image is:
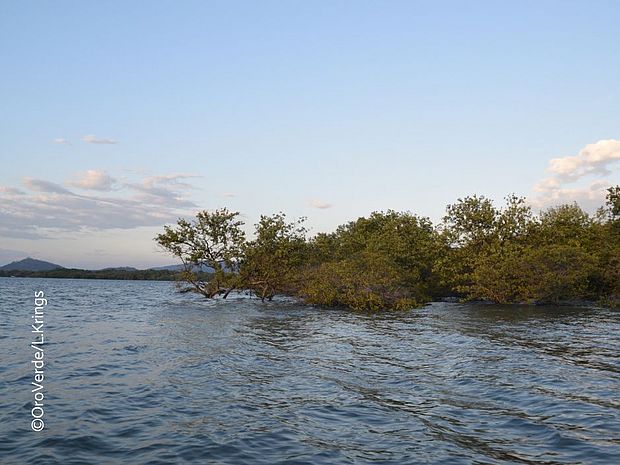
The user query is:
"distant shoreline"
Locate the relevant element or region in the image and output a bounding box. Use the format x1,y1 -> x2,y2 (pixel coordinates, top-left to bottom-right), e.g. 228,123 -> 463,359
0,269 -> 213,282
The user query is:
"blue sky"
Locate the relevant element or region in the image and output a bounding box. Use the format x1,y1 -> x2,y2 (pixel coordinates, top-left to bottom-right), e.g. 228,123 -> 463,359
1,1 -> 619,268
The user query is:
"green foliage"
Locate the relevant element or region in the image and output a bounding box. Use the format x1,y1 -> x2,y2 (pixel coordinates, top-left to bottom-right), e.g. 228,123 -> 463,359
240,213 -> 308,301
437,195 -> 534,299
302,251 -> 418,311
443,195 -> 498,248
155,208 -> 245,297
466,243 -> 596,304
606,186 -> 620,219
154,185 -> 620,310
441,194 -> 618,305
303,211 -> 442,310
535,204 -> 593,245
592,190 -> 620,307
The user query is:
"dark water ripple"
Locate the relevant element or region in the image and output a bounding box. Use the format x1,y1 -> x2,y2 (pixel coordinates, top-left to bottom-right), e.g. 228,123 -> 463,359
1,278 -> 619,464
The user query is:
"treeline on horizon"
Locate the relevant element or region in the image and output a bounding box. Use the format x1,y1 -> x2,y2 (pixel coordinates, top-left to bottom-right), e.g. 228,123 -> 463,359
156,186 -> 620,311
0,268 -> 212,281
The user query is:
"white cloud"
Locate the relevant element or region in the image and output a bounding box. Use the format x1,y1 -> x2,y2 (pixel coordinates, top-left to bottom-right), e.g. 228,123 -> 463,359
548,139 -> 620,181
82,134 -> 118,144
221,192 -> 237,198
0,173 -> 199,239
124,174 -> 198,208
531,179 -> 611,212
54,138 -> 71,145
143,173 -> 199,189
0,186 -> 26,195
532,139 -> 620,211
23,177 -> 73,194
310,199 -> 333,209
533,177 -> 560,193
68,170 -> 116,191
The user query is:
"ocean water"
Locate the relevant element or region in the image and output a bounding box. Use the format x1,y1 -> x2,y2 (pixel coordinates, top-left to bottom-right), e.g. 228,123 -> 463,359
0,277 -> 619,464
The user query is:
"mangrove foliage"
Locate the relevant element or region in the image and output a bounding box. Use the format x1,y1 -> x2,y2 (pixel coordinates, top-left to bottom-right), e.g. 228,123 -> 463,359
155,187 -> 620,310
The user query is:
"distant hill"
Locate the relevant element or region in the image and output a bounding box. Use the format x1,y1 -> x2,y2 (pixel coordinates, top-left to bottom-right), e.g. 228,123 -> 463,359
0,257 -> 64,271
99,266 -> 138,272
150,264 -> 184,271
150,264 -> 215,272
0,258 -> 218,281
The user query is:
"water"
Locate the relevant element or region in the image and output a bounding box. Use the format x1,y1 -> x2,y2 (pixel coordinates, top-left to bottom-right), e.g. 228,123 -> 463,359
1,277 -> 619,465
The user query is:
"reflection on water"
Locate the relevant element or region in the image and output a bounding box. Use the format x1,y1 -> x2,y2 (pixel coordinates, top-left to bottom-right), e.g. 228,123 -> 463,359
1,278 -> 619,464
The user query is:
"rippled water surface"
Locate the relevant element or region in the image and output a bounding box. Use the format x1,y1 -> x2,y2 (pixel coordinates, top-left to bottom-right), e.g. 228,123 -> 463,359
1,278 -> 619,464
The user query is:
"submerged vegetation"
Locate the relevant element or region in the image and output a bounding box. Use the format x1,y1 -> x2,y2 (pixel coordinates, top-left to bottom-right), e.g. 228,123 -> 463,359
156,186 -> 620,311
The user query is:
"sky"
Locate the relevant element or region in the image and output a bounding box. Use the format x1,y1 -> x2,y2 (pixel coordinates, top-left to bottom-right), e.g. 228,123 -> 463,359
1,0 -> 619,268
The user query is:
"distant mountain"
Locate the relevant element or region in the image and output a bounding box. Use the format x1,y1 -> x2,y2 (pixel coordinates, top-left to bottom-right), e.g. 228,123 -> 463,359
99,266 -> 138,272
150,264 -> 184,271
0,257 -> 64,271
150,263 -> 215,272
0,258 -> 214,274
